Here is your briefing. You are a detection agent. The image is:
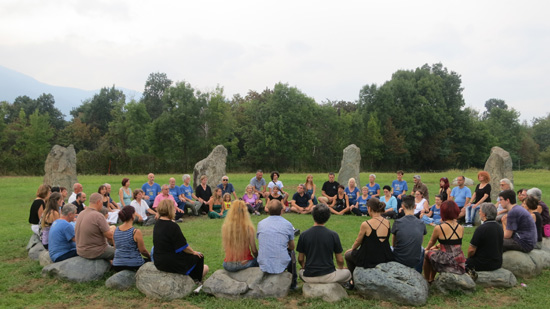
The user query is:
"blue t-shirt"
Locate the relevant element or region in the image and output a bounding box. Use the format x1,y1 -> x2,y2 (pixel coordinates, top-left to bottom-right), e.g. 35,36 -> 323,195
345,187 -> 360,205
380,195 -> 398,212
357,196 -> 368,214
430,205 -> 441,222
169,186 -> 181,202
180,184 -> 194,200
142,182 -> 161,201
391,180 -> 408,196
450,186 -> 472,207
48,219 -> 76,262
367,183 -> 380,200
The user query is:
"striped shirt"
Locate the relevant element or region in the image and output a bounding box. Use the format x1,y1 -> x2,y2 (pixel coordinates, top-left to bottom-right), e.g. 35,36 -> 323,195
113,227 -> 144,267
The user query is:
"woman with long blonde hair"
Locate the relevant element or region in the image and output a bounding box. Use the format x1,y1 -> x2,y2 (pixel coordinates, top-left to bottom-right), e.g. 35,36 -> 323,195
222,200 -> 258,272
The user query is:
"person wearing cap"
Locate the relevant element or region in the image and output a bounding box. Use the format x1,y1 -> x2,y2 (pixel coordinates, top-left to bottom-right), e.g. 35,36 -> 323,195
412,175 -> 429,203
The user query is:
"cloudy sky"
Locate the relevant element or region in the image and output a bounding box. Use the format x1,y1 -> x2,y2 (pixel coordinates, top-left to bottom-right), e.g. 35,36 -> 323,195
1,0 -> 548,122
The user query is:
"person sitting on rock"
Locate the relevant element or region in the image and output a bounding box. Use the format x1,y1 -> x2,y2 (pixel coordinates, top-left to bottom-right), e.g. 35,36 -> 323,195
153,184 -> 184,222
48,204 -> 79,262
392,195 -> 426,273
523,195 -> 543,249
527,188 -> 550,236
29,184 -> 50,235
257,199 -> 297,289
297,203 -> 351,284
153,199 -> 209,283
130,189 -> 158,226
75,193 -> 115,260
113,206 -> 151,272
41,192 -> 62,250
423,200 -> 466,283
71,192 -> 86,214
466,203 -> 503,272
222,200 -> 259,272
290,184 -> 314,214
501,189 -> 537,253
345,198 -> 394,276
68,182 -> 83,204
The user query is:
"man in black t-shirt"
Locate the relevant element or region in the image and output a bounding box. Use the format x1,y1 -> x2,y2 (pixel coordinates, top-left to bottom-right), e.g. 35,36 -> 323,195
297,203 -> 351,283
466,203 -> 503,271
71,192 -> 87,214
321,172 -> 339,204
290,184 -> 314,214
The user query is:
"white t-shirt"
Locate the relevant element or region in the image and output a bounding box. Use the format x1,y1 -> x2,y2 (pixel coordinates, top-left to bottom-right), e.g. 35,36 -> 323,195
267,180 -> 284,194
130,199 -> 150,221
414,198 -> 427,214
68,192 -> 77,204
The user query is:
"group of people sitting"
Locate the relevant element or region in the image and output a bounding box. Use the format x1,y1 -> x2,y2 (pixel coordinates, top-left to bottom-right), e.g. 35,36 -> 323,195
27,169 -> 549,291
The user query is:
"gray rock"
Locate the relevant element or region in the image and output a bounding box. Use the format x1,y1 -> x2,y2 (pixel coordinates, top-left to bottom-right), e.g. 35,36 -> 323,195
528,249 -> 550,270
42,256 -> 110,282
476,268 -> 517,288
541,238 -> 550,253
193,145 -> 227,189
354,262 -> 429,306
26,234 -> 41,251
451,177 -> 475,186
303,283 -> 348,302
39,250 -> 53,266
135,262 -> 195,300
106,270 -> 136,290
484,146 -> 513,203
203,267 -> 292,299
43,144 -> 78,190
431,272 -> 476,294
28,243 -> 45,260
502,250 -> 540,278
337,144 -> 361,188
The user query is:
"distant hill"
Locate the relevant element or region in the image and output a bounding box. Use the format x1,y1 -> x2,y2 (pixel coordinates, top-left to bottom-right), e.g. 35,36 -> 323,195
0,65 -> 142,119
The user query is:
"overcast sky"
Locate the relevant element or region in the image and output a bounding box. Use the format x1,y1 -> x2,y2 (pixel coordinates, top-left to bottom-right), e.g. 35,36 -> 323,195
1,0 -> 548,122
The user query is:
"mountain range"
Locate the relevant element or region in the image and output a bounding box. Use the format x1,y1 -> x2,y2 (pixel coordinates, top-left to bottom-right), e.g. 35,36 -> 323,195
0,65 -> 142,119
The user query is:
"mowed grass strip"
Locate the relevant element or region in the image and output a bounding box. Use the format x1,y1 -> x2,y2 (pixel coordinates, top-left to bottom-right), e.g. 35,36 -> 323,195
1,170 -> 550,308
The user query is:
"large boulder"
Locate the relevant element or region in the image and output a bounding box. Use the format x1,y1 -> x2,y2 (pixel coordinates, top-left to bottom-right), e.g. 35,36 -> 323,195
484,146 -> 513,202
337,144 -> 361,188
303,283 -> 348,302
353,262 -> 428,306
528,249 -> 550,270
28,243 -> 45,261
476,268 -> 517,288
106,270 -> 136,290
541,238 -> 550,253
39,250 -> 53,266
451,177 -> 475,186
42,256 -> 110,282
203,267 -> 292,299
43,144 -> 78,190
26,234 -> 41,251
135,262 -> 195,300
501,250 -> 540,278
431,272 -> 476,294
193,145 -> 227,189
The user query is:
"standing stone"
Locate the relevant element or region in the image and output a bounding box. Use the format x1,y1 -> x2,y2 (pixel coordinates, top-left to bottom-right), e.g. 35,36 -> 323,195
193,145 -> 227,189
43,144 -> 78,190
484,146 -> 513,202
451,177 -> 475,186
337,144 -> 361,188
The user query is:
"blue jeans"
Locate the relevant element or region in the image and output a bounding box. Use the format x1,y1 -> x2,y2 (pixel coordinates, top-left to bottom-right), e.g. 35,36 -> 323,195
223,259 -> 259,272
465,205 -> 479,224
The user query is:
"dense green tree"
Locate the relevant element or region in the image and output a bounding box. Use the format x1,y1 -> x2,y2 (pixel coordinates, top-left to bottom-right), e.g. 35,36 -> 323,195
482,99 -> 522,162
532,114 -> 550,151
363,113 -> 383,168
71,86 -> 125,135
15,110 -> 54,173
142,72 -> 173,120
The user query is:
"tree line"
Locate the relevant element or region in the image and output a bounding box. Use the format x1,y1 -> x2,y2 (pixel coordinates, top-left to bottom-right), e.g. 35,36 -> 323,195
1,63 -> 549,175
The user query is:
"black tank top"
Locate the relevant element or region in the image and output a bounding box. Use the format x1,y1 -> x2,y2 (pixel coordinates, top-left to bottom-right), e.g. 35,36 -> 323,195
354,219 -> 394,268
439,222 -> 462,245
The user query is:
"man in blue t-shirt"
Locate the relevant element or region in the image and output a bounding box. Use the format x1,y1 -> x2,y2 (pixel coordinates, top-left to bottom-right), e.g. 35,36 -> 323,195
450,176 -> 471,220
168,177 -> 185,211
180,174 -> 201,216
500,190 -> 537,253
391,170 -> 408,211
142,173 -> 161,207
49,204 -> 78,262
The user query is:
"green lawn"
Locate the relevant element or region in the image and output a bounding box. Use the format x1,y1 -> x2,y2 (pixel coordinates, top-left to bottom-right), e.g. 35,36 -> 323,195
2,170 -> 550,308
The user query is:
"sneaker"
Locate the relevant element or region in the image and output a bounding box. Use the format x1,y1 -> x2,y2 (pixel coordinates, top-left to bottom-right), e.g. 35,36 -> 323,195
341,281 -> 354,290
464,223 -> 473,227
255,211 -> 261,216
176,218 -> 183,223
294,229 -> 301,237
193,285 -> 203,294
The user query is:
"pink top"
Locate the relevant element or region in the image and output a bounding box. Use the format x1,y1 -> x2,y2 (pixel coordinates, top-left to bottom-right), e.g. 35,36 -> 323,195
152,194 -> 177,209
242,193 -> 259,204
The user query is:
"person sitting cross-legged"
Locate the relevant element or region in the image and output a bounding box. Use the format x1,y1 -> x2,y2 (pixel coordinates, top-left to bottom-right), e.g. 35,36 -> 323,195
48,204 -> 79,263
297,203 -> 351,284
290,184 -> 314,214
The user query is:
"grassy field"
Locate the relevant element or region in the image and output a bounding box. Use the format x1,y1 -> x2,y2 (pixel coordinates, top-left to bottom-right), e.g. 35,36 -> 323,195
2,170 -> 550,308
